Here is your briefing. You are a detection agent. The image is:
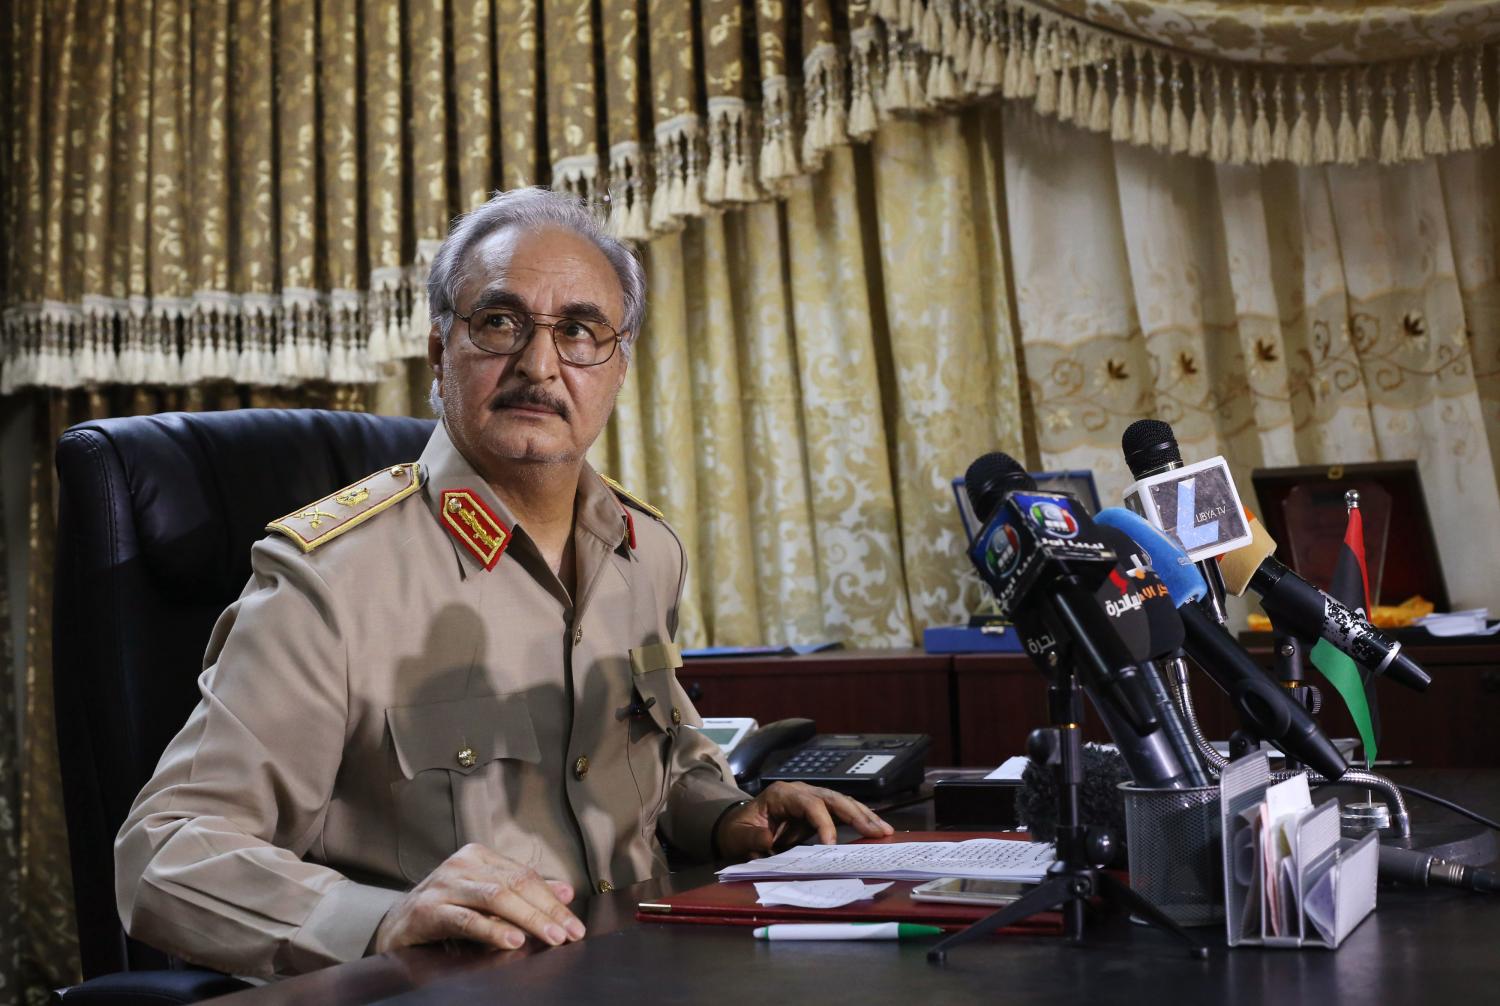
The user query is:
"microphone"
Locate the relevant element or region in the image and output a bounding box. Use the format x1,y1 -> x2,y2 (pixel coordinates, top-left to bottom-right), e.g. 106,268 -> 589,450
1218,512 -> 1432,693
963,453 -> 1200,789
1093,507 -> 1349,781
1379,845 -> 1500,894
1120,420 -> 1248,623
1091,524 -> 1211,786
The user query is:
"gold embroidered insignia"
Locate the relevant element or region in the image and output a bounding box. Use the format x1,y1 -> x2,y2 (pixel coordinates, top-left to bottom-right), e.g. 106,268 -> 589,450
440,489 -> 511,570
267,463 -> 421,552
599,474 -> 664,521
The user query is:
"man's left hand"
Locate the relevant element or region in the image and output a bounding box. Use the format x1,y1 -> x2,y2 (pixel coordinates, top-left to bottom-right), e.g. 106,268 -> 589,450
714,782 -> 894,860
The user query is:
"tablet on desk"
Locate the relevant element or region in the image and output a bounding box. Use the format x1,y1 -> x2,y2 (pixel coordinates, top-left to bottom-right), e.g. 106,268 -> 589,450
910,878 -> 1037,907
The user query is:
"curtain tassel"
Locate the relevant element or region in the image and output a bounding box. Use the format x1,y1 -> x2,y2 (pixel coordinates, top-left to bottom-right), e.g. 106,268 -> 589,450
1110,55 -> 1132,142
704,113 -> 728,205
1287,76 -> 1312,165
1014,25 -> 1037,99
1035,60 -> 1057,115
1168,60 -> 1189,153
1449,53 -> 1474,152
1473,48 -> 1495,147
1089,65 -> 1111,132
1344,71 -> 1368,164
920,0 -> 940,51
1313,77 -> 1336,164
1057,64 -> 1076,122
1149,56 -> 1170,149
1188,64 -> 1208,156
1209,68 -> 1231,161
1423,58 -> 1449,156
1130,50 -> 1151,147
1228,71 -> 1249,164
951,11 -> 970,79
1400,63 -> 1425,160
849,28 -> 880,139
1250,76 -> 1271,164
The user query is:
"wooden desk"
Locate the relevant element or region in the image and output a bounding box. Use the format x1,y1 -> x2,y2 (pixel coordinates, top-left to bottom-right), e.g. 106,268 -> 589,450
211,769 -> 1500,1005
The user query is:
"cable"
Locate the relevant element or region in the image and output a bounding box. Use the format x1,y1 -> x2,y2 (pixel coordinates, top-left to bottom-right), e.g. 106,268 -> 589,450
1397,784 -> 1500,833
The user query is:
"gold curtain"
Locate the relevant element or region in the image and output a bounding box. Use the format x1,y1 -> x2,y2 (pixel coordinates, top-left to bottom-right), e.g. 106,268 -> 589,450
11,1 -> 1500,392
590,107 -> 1026,648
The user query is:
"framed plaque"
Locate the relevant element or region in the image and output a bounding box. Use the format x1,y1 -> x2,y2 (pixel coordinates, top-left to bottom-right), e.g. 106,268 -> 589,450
1249,461 -> 1448,611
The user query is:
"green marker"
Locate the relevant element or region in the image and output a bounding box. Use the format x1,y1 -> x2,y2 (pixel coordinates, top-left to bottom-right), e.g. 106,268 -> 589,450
752,923 -> 944,941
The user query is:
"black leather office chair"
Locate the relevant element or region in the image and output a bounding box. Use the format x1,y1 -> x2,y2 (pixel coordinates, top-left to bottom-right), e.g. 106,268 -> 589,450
52,409 -> 436,1003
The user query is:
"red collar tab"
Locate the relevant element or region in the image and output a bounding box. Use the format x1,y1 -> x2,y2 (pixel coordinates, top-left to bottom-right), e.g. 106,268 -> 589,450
440,489 -> 511,570
621,506 -> 636,550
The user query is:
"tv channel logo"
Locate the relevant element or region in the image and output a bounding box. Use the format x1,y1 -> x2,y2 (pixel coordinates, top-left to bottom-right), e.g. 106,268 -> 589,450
1027,499 -> 1079,538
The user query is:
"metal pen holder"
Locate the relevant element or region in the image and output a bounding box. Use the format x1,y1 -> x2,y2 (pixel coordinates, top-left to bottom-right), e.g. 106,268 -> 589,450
1119,783 -> 1225,927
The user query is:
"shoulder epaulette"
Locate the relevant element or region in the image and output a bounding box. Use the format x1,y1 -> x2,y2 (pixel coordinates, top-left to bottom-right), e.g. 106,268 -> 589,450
599,473 -> 665,521
267,463 -> 423,552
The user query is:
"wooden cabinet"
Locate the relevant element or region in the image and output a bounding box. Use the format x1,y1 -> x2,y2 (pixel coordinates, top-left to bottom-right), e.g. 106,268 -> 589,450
950,655 -> 1125,766
1231,640 -> 1500,768
679,650 -> 956,765
677,642 -> 1500,769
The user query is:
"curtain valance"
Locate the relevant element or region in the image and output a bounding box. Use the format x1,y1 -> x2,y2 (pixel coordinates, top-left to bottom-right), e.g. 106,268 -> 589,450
5,0 -> 1500,391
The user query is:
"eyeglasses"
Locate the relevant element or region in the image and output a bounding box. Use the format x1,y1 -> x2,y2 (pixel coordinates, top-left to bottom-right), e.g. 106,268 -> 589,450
452,307 -> 623,367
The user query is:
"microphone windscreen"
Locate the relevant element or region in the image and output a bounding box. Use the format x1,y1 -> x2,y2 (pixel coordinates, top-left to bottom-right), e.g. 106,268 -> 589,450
964,452 -> 1034,522
1015,744 -> 1128,862
1094,507 -> 1207,605
1121,418 -> 1183,478
1217,511 -> 1278,596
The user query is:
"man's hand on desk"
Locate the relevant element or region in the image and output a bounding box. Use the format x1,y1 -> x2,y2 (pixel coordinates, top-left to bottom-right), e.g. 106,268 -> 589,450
715,782 -> 894,860
371,843 -> 586,955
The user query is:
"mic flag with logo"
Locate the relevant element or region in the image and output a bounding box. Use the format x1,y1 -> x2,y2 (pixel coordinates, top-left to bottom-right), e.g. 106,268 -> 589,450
1309,499 -> 1379,767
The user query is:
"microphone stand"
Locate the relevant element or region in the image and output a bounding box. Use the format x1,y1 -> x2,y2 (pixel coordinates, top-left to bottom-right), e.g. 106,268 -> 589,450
1242,616 -> 1321,771
1168,560 -> 1411,836
929,631 -> 1208,963
1160,655 -> 1412,837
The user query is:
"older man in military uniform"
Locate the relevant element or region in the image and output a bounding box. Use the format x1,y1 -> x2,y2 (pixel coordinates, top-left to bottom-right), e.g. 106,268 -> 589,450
115,188 -> 892,979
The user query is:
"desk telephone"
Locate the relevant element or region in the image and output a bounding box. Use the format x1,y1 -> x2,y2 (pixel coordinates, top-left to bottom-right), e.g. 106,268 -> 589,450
698,717 -> 930,799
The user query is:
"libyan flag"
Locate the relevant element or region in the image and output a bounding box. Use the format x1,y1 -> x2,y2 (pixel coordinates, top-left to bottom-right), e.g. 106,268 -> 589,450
1309,505 -> 1381,767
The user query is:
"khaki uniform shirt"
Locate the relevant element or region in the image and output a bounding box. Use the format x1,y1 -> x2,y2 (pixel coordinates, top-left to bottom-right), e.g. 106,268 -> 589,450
115,422 -> 748,978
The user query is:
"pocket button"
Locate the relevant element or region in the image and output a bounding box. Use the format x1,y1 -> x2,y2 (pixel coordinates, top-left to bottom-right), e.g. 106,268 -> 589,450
574,755 -> 590,779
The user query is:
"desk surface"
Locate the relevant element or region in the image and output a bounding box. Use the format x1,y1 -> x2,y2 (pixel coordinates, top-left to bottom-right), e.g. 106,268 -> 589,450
214,769 -> 1500,1005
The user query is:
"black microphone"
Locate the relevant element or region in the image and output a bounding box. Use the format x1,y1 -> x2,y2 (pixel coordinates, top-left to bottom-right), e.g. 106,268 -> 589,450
1379,845 -> 1500,893
964,453 -> 1199,789
1121,419 -> 1232,623
1218,514 -> 1432,693
1092,525 -> 1211,786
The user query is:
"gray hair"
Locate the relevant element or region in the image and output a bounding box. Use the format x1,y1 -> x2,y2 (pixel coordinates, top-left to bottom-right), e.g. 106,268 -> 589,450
426,187 -> 646,357
426,188 -> 645,418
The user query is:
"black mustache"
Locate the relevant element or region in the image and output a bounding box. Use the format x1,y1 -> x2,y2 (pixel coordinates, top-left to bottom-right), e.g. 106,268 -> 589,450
492,386 -> 570,421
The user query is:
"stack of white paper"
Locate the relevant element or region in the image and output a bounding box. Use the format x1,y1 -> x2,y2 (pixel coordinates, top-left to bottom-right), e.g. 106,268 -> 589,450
1417,609 -> 1500,637
717,839 -> 1055,883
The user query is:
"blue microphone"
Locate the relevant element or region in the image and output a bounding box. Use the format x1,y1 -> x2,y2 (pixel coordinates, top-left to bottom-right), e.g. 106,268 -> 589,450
1093,508 -> 1348,781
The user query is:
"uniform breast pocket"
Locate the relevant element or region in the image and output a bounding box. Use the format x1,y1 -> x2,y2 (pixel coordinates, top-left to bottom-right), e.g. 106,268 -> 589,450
385,692 -> 541,883
626,644 -> 702,826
